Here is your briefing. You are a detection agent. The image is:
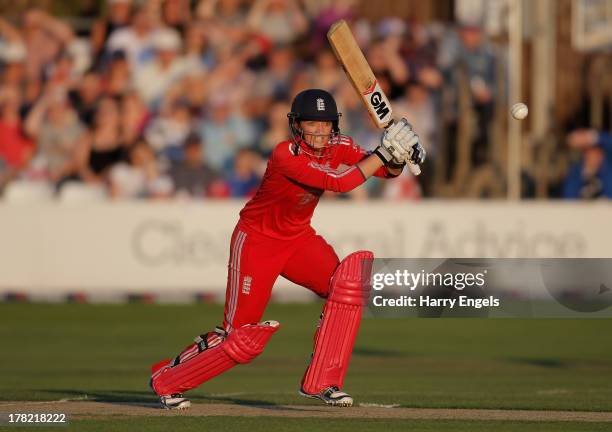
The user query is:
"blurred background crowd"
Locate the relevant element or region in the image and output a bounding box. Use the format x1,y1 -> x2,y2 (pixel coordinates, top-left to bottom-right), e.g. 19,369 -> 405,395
0,0 -> 610,201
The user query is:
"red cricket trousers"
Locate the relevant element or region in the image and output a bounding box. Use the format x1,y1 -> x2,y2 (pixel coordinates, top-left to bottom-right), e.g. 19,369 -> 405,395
223,223 -> 339,331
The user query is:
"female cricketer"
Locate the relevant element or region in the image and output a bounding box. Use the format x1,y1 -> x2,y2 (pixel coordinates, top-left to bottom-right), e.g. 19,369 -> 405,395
149,89 -> 425,409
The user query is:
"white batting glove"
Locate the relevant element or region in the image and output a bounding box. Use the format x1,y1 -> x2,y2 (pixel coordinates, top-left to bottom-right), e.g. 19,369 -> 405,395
391,118 -> 426,166
376,120 -> 411,165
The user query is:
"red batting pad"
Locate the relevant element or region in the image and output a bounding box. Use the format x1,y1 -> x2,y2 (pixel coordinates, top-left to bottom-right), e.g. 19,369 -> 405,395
301,250 -> 373,394
151,321 -> 280,395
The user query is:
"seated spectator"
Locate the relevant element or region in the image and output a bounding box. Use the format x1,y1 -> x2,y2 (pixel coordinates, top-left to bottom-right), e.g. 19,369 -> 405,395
109,138 -> 173,199
102,50 -> 131,97
105,5 -> 155,72
23,86 -> 84,184
21,9 -> 74,82
226,148 -> 261,197
69,70 -> 102,127
145,97 -> 193,162
91,0 -> 133,60
134,27 -> 189,108
0,86 -> 34,188
258,100 -> 290,156
168,132 -> 222,198
563,129 -> 612,199
247,0 -> 308,46
120,90 -> 151,146
198,93 -> 256,173
73,97 -> 125,185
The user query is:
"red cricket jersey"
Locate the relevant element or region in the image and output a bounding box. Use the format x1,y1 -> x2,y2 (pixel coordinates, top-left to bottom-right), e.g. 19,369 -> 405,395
239,136 -> 395,240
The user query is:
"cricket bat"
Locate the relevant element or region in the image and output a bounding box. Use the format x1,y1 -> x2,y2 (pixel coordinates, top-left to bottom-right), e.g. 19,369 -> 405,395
327,20 -> 421,175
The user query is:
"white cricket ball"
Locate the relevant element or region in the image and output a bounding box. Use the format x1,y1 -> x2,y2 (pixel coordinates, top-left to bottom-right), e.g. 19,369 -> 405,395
511,102 -> 528,120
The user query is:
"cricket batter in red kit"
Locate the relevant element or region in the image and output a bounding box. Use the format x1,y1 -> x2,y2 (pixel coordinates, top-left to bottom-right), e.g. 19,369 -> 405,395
149,89 -> 425,409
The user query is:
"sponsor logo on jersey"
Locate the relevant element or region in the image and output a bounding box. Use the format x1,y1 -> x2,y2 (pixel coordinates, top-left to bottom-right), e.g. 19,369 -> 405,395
242,276 -> 252,294
316,98 -> 325,111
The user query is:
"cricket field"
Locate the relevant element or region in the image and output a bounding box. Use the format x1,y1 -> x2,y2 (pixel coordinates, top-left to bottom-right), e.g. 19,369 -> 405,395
1,302 -> 611,431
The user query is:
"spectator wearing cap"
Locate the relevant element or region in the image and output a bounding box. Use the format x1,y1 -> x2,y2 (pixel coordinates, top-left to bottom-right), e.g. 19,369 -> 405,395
168,132 -> 222,198
134,27 -> 189,108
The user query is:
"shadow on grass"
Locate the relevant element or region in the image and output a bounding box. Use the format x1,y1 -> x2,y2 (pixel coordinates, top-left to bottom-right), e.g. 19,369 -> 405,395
39,389 -> 313,411
508,357 -> 568,368
353,347 -> 405,358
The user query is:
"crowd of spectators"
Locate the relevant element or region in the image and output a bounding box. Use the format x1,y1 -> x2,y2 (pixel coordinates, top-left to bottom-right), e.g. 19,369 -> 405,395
0,0 -> 605,200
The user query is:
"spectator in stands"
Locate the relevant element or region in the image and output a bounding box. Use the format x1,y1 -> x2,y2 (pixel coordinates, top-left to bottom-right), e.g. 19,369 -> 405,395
225,148 -> 261,197
145,97 -> 193,162
23,86 -> 84,184
0,17 -> 27,88
198,92 -> 256,173
563,129 -> 612,199
69,70 -> 102,127
161,0 -> 192,35
91,0 -> 133,61
73,96 -> 125,185
247,0 -> 308,46
110,138 -> 173,199
439,24 -> 497,166
120,90 -> 151,146
134,27 -> 188,108
102,50 -> 131,97
105,5 -> 156,73
21,9 -> 74,81
168,132 -> 222,198
0,86 -> 34,188
259,100 -> 290,156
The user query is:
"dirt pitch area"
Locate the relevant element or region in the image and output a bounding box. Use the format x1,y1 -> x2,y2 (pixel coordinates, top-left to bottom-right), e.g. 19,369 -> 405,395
2,400 -> 612,423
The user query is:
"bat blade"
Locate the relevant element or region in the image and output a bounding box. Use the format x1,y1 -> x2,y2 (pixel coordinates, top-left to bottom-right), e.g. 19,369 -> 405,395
327,20 -> 421,175
327,20 -> 394,129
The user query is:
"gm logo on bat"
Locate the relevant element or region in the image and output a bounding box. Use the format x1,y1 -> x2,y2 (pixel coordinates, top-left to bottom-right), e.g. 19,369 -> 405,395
363,80 -> 391,124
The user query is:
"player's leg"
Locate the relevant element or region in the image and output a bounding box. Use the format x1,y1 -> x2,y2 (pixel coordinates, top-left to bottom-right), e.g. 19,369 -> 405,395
281,234 -> 339,298
150,227 -> 287,408
284,243 -> 373,406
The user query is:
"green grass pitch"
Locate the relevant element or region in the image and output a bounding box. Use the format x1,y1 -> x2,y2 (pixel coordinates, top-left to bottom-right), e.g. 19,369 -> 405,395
1,302 -> 611,431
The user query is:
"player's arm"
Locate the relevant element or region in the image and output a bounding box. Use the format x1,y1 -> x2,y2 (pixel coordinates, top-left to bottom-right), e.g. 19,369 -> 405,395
276,120 -> 423,192
339,119 -> 425,179
337,138 -> 403,179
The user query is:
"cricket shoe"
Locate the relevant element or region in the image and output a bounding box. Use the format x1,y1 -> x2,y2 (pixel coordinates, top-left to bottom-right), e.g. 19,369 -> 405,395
159,393 -> 191,410
299,386 -> 353,407
149,377 -> 191,410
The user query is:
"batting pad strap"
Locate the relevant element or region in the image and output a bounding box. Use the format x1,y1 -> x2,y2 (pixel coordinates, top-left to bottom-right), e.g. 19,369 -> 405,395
301,251 -> 373,394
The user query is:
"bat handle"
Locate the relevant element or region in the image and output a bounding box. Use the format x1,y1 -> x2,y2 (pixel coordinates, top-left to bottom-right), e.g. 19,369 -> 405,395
385,119 -> 422,176
408,163 -> 421,176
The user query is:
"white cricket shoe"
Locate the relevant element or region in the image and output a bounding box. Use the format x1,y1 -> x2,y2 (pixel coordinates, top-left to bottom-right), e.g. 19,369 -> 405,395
299,386 -> 353,407
159,393 -> 191,410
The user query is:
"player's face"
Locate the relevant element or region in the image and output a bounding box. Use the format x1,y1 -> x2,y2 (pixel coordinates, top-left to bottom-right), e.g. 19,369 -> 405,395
300,120 -> 333,149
